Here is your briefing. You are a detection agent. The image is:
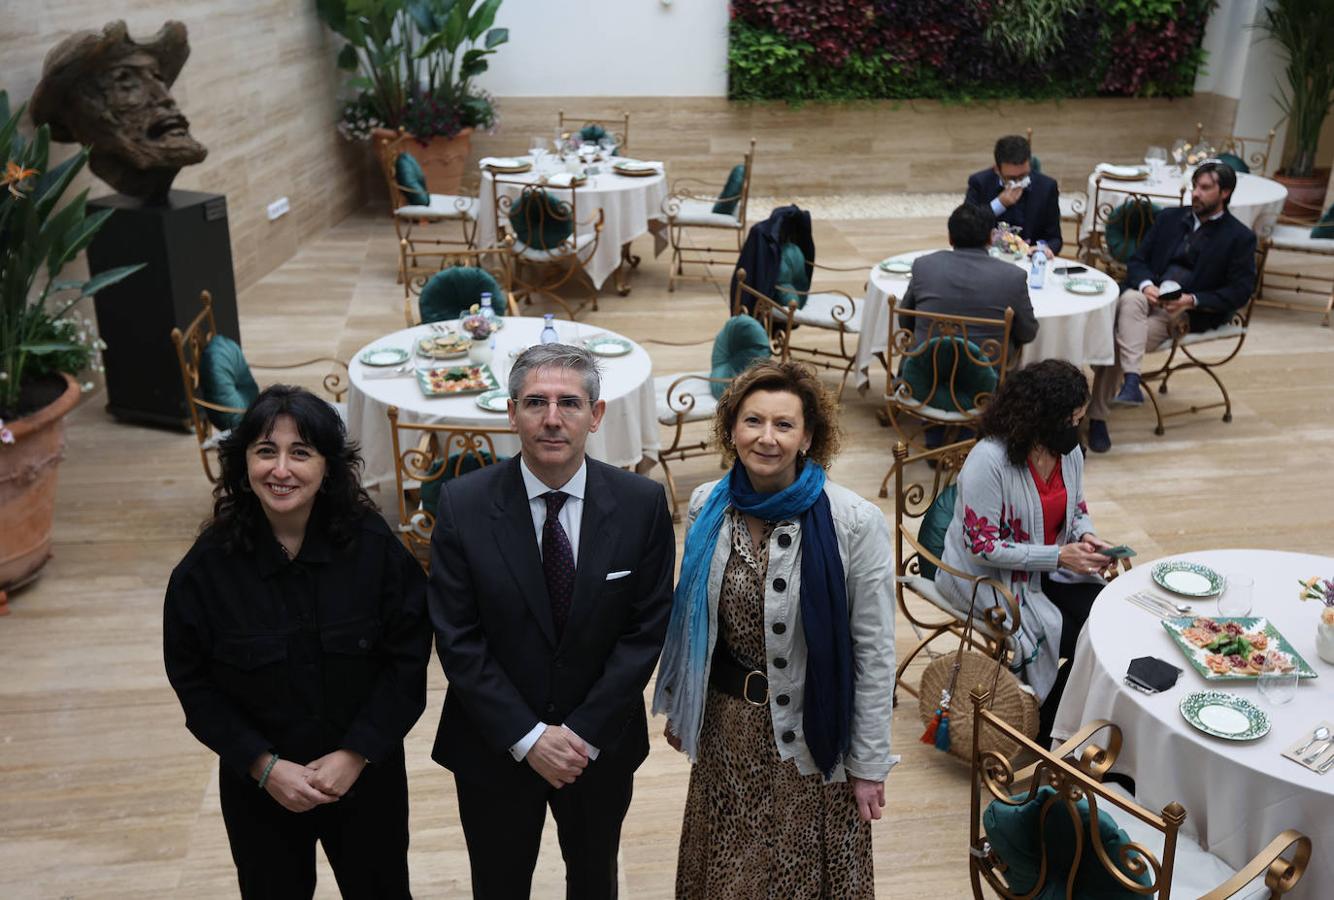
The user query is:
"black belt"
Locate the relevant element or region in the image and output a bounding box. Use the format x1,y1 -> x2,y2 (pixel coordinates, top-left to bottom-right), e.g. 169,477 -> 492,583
710,641 -> 768,706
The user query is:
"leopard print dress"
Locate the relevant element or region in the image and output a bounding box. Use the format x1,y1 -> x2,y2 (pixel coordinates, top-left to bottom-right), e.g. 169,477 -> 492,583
676,509 -> 874,899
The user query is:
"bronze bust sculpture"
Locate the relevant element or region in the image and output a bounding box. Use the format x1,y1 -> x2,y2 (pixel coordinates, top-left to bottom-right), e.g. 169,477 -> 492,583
31,20 -> 208,203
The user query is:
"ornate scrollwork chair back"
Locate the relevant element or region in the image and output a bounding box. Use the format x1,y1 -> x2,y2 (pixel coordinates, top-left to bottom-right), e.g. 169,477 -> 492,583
663,138 -> 756,292
399,239 -> 519,326
492,178 -> 603,320
557,109 -> 631,155
374,129 -> 478,263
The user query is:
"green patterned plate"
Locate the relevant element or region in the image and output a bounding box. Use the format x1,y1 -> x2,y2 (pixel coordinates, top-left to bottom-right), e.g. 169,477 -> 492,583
359,347 -> 410,367
584,336 -> 632,357
474,388 -> 509,412
1064,277 -> 1106,295
878,258 -> 913,275
1152,560 -> 1225,597
1179,690 -> 1270,741
1162,616 -> 1319,681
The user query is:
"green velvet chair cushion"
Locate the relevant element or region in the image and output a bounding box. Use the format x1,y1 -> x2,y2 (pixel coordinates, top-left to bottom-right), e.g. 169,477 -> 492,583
419,266 -> 505,324
395,152 -> 430,207
984,785 -> 1153,899
918,484 -> 956,582
713,164 -> 746,215
900,337 -> 997,413
1216,151 -> 1249,175
1030,155 -> 1042,176
775,241 -> 811,310
508,189 -> 574,250
420,450 -> 504,517
1104,198 -> 1161,262
199,334 -> 260,430
1311,203 -> 1334,240
708,314 -> 771,400
578,123 -> 618,155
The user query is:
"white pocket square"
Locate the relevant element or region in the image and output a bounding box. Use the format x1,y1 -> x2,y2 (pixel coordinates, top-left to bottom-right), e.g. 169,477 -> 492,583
605,570 -> 632,581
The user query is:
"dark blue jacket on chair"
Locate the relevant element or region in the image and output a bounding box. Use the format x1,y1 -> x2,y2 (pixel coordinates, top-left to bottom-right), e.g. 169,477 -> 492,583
965,168 -> 1063,255
729,205 -> 814,313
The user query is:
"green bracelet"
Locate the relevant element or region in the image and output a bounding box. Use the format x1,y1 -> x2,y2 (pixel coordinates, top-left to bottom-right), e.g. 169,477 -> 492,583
257,752 -> 279,789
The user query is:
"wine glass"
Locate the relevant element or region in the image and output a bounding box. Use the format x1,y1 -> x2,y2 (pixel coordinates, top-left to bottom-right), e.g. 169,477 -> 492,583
1218,573 -> 1254,617
1257,666 -> 1297,706
1144,145 -> 1167,174
598,135 -> 616,158
529,135 -> 547,170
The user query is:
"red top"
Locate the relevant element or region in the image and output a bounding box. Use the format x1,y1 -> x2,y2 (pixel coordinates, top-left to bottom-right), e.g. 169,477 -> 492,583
1028,458 -> 1067,546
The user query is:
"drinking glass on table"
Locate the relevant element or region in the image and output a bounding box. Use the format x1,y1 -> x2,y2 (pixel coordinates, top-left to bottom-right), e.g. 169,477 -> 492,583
1144,146 -> 1168,173
1257,665 -> 1297,706
598,135 -> 616,157
1218,573 -> 1254,617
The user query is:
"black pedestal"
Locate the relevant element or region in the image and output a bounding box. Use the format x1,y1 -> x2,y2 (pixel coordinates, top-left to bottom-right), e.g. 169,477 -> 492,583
87,190 -> 239,429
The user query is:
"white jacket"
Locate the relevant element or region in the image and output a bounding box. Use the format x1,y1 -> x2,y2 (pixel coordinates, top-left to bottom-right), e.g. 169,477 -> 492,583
685,478 -> 899,782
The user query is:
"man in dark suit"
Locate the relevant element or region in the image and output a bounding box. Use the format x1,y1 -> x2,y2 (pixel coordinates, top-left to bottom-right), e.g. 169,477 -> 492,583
428,344 -> 675,898
1088,161 -> 1257,452
965,134 -> 1064,255
899,202 -> 1039,352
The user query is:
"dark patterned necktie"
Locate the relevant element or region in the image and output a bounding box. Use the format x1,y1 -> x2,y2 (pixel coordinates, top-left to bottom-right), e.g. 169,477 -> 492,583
542,491 -> 575,635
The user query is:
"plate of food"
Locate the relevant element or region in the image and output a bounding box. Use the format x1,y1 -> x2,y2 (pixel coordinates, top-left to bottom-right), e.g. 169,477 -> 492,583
1162,615 -> 1319,680
878,258 -> 913,275
584,335 -> 633,357
474,388 -> 509,412
1179,690 -> 1270,741
359,347 -> 411,367
416,364 -> 499,398
417,334 -> 471,359
1152,560 -> 1225,597
1064,277 -> 1106,296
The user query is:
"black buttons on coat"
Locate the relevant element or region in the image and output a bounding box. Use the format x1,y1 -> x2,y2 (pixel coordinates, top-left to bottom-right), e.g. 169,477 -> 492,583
773,657 -> 787,669
772,577 -> 787,592
777,533 -> 792,549
776,694 -> 790,706
781,730 -> 795,743
771,622 -> 786,635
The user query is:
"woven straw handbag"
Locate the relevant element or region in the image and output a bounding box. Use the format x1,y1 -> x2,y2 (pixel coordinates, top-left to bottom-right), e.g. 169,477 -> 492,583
918,577 -> 1039,763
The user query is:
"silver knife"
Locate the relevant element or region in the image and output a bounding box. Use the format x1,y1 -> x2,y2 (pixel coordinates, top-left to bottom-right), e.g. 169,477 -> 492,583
1302,737 -> 1333,765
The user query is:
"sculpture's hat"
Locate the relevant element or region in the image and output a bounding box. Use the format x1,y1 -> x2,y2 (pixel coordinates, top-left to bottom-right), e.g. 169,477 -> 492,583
31,20 -> 190,141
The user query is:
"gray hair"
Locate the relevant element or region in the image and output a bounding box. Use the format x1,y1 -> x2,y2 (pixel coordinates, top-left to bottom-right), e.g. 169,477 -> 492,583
507,343 -> 603,402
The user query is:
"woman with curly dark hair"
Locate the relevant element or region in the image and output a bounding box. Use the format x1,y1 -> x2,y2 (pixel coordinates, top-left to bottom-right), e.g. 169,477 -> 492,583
163,384 -> 429,898
934,359 -> 1114,742
655,360 -> 896,898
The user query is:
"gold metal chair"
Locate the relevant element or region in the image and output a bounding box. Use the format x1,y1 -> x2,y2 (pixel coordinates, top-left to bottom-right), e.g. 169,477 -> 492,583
1254,214 -> 1334,326
879,300 -> 1013,456
1194,121 -> 1278,177
968,689 -> 1312,899
386,405 -> 512,570
557,109 -> 630,154
663,138 -> 756,292
170,291 -> 348,483
375,129 -> 478,263
491,178 -> 604,320
1138,245 -> 1268,435
771,256 -> 872,397
399,240 -> 520,326
1079,177 -> 1187,279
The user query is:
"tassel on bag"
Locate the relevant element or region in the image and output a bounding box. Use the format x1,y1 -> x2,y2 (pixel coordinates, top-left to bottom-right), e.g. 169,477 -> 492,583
934,709 -> 951,751
920,707 -> 943,745
920,686 -> 952,749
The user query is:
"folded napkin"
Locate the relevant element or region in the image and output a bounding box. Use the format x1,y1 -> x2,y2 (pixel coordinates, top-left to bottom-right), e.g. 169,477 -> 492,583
1126,656 -> 1181,693
479,156 -> 525,169
546,171 -> 585,187
1095,163 -> 1146,177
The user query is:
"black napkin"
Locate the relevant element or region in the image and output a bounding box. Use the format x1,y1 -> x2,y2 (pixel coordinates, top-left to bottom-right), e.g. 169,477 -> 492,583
1127,656 -> 1182,692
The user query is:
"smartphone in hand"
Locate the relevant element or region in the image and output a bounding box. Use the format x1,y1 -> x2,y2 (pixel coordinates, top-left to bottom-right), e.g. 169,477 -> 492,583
1101,545 -> 1137,559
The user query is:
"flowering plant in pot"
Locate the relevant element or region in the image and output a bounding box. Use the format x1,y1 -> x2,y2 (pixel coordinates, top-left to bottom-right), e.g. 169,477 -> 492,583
0,89 -> 142,608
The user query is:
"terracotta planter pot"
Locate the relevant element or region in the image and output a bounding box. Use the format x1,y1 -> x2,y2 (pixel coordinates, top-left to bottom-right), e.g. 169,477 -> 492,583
1273,168 -> 1331,220
412,128 -> 474,195
0,373 -> 81,613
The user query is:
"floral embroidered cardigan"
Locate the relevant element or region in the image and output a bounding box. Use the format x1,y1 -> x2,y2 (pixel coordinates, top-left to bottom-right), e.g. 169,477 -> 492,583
933,438 -> 1098,702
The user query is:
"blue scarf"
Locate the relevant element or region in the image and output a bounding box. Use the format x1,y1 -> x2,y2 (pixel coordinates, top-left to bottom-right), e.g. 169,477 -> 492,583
652,461 -> 853,776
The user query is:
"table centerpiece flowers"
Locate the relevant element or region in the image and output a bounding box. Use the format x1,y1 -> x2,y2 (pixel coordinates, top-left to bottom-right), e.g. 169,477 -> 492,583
989,222 -> 1030,260
1299,576 -> 1334,663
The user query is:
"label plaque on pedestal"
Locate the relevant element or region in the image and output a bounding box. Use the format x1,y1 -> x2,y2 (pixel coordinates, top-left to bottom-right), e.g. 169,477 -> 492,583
87,190 -> 239,429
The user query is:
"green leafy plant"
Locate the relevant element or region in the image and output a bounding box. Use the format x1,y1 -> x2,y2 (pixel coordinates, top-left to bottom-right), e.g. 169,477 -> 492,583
1255,0 -> 1334,178
0,90 -> 141,422
985,0 -> 1085,64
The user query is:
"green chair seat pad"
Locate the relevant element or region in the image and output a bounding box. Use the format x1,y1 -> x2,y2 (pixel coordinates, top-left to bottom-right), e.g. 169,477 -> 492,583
199,334 -> 260,430
713,164 -> 746,216
775,241 -> 811,310
1103,199 -> 1161,262
919,484 -> 956,582
900,337 -> 998,413
395,152 -> 431,207
509,190 -> 574,251
578,124 -> 618,155
1312,203 -> 1334,240
708,315 -> 772,400
419,267 -> 505,324
1216,152 -> 1249,175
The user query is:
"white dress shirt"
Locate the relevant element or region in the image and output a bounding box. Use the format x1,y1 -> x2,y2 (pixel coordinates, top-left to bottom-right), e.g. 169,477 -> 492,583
509,457 -> 600,762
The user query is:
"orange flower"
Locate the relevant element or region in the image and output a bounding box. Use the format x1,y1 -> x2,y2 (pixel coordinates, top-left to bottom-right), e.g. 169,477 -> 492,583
2,160 -> 39,199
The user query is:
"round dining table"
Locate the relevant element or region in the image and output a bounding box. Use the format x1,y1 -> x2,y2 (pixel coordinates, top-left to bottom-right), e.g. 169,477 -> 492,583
1077,167 -> 1288,242
1052,549 -> 1334,897
346,317 -> 660,504
473,157 -> 668,292
852,249 -> 1120,392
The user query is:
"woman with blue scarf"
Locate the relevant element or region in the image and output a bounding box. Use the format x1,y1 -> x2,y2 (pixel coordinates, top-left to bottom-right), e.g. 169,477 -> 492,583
653,361 -> 898,899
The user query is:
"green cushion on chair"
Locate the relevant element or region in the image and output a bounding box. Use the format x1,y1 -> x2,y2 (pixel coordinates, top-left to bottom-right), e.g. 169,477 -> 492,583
775,241 -> 811,310
918,484 -> 956,581
395,152 -> 430,207
509,189 -> 574,251
1030,155 -> 1042,176
708,314 -> 771,400
984,786 -> 1153,899
1311,203 -> 1334,240
199,334 -> 260,430
420,450 -> 504,517
578,123 -> 618,155
419,266 -> 505,324
1216,152 -> 1249,175
713,164 -> 746,216
1103,198 -> 1161,262
900,337 -> 998,413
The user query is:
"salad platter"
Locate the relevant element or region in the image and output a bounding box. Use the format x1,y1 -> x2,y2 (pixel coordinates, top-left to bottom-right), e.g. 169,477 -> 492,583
416,364 -> 499,398
1162,616 -> 1318,681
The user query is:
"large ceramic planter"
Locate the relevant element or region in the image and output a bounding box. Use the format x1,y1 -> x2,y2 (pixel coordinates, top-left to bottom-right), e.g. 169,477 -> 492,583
413,128 -> 474,195
0,373 -> 81,613
1273,168 -> 1330,219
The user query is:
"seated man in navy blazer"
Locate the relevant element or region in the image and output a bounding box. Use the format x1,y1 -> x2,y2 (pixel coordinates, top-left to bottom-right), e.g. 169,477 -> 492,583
428,344 -> 675,898
1087,161 -> 1257,452
965,134 -> 1063,256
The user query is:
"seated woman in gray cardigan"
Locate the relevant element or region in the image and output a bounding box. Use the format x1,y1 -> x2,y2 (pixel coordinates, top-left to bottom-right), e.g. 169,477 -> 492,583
934,360 -> 1114,742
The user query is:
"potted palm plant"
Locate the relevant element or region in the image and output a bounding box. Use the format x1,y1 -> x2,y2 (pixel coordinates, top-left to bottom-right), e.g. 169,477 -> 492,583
318,0 -> 509,193
1257,0 -> 1334,218
0,90 -> 141,612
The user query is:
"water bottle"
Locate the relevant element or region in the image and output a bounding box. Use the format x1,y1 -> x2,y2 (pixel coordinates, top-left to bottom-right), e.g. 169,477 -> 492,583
480,291 -> 495,324
1028,242 -> 1048,289
540,313 -> 559,345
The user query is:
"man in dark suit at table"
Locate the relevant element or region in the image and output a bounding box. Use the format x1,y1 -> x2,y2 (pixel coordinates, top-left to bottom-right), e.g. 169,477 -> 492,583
1087,161 -> 1256,453
428,343 -> 675,899
965,134 -> 1064,256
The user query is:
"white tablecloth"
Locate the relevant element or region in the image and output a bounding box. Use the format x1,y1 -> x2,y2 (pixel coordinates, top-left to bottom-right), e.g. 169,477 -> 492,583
474,159 -> 668,289
347,318 -> 660,501
1078,168 -> 1288,241
1052,549 -> 1334,897
853,250 -> 1120,391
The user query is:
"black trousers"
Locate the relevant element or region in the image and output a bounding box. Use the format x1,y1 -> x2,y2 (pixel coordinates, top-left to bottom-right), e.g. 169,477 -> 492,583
454,760 -> 634,900
218,750 -> 412,900
1037,574 -> 1102,743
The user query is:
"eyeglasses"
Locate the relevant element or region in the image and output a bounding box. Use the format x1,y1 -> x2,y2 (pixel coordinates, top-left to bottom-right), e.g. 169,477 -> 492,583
516,395 -> 591,417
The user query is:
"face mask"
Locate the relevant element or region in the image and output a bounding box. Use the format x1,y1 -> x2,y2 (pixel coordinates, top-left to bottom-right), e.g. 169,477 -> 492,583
1045,424 -> 1080,456
1005,175 -> 1032,191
